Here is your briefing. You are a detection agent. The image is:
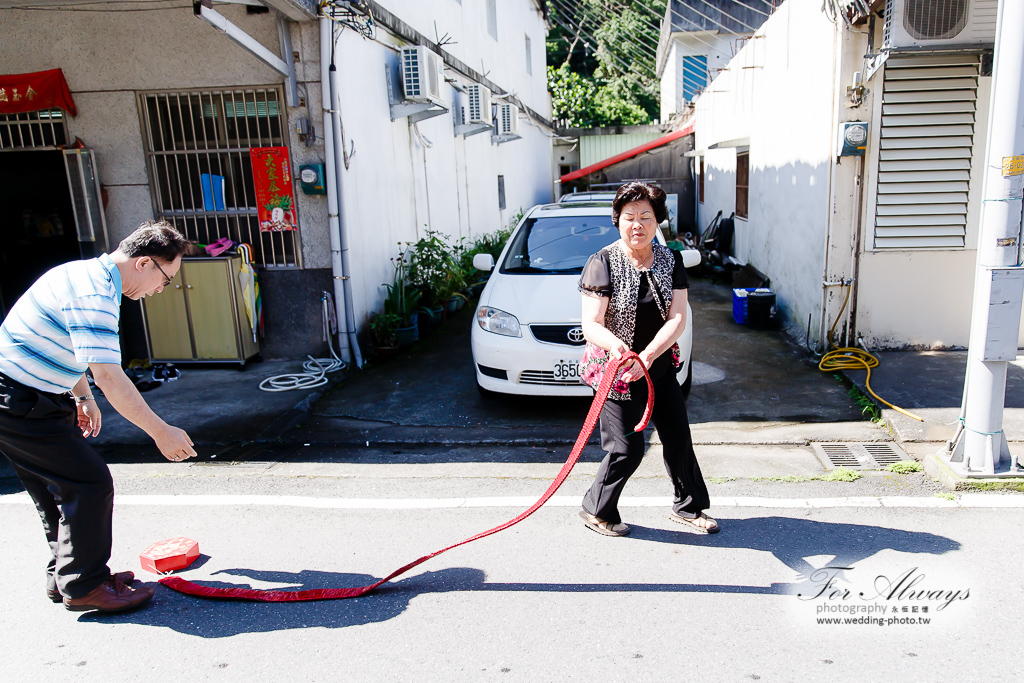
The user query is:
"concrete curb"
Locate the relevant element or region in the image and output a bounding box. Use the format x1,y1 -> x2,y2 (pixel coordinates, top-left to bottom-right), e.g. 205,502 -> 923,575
923,448 -> 1024,491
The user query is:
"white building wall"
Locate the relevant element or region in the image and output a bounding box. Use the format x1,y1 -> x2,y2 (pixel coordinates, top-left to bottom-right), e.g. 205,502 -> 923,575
694,0 -> 839,342
660,31 -> 747,122
332,2 -> 554,329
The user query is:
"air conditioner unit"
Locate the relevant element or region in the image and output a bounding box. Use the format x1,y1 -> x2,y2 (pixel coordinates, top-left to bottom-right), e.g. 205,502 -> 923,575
882,0 -> 998,50
467,84 -> 492,125
497,103 -> 519,137
400,45 -> 445,108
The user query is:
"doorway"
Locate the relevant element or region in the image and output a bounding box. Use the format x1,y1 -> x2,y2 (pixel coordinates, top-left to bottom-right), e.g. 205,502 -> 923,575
0,150 -> 82,319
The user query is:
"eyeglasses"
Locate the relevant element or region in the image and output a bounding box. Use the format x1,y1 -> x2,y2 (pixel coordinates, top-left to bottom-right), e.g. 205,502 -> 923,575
152,259 -> 173,287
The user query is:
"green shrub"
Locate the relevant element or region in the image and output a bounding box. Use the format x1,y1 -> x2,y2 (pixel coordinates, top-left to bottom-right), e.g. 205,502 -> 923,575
886,461 -> 923,474
820,467 -> 862,482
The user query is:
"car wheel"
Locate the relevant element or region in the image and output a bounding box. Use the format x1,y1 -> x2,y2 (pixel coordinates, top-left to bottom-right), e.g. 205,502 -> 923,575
680,361 -> 692,398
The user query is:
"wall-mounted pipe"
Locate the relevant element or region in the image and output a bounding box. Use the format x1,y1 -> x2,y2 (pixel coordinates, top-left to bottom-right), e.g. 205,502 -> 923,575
319,14 -> 358,366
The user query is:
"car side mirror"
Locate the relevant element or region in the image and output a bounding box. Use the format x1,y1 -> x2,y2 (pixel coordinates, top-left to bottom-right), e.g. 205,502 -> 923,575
473,253 -> 495,272
681,249 -> 701,268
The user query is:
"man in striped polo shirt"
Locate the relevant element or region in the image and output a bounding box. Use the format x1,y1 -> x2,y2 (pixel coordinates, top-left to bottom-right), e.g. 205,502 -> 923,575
0,220 -> 196,613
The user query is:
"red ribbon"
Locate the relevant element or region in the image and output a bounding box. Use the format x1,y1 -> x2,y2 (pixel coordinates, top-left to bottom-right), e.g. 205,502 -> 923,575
160,350 -> 654,602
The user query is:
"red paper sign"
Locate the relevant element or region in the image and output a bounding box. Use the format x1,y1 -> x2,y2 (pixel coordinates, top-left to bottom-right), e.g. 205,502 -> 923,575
0,69 -> 77,116
250,146 -> 297,232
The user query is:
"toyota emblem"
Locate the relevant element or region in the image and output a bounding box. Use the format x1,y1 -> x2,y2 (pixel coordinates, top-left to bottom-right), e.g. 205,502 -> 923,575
567,327 -> 585,343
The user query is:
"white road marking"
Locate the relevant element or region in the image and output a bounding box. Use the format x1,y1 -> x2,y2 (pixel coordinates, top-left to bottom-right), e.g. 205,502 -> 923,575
0,493 -> 1020,508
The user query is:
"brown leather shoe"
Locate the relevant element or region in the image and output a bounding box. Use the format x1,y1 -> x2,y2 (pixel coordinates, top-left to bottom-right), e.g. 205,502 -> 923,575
63,577 -> 154,613
48,571 -> 136,603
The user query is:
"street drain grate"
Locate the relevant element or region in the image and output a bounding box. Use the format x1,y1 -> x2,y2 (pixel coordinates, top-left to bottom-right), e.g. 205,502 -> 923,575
810,442 -> 910,470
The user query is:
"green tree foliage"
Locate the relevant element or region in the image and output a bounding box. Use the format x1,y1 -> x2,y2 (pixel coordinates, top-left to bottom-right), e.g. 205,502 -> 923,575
546,0 -> 666,128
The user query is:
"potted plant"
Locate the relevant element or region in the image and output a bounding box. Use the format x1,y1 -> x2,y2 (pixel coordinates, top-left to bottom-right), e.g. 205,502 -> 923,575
409,229 -> 456,319
369,312 -> 402,358
383,244 -> 422,348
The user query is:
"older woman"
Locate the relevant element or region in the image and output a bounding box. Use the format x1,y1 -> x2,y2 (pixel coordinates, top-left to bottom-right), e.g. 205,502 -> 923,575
577,182 -> 717,537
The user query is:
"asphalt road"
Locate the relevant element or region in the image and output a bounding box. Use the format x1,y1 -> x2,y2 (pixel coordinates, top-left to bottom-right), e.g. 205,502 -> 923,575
1,457 -> 1022,682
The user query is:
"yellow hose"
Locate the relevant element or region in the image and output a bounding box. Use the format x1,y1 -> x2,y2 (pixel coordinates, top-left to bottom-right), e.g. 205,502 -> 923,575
818,285 -> 924,422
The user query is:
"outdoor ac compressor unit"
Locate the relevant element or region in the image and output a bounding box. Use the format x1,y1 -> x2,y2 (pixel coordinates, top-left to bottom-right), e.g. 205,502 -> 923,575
467,84 -> 492,125
400,45 -> 446,107
882,0 -> 998,49
497,103 -> 519,137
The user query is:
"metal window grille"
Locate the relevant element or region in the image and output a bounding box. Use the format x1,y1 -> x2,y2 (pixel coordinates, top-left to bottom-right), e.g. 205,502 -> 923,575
0,109 -> 68,150
137,87 -> 300,268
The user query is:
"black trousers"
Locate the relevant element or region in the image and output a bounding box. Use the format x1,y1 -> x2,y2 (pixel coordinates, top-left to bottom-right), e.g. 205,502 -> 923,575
583,367 -> 710,524
0,373 -> 113,599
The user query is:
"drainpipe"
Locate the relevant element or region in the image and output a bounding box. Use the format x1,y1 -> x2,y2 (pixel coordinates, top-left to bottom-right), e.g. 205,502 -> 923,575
817,15 -> 843,353
319,14 -> 363,367
845,154 -> 866,347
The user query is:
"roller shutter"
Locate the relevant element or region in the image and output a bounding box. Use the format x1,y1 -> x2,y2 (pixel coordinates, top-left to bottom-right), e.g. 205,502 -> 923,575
873,54 -> 980,249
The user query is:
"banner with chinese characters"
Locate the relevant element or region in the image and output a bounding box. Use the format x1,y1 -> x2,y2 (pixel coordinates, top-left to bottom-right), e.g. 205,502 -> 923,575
250,146 -> 297,232
0,69 -> 77,116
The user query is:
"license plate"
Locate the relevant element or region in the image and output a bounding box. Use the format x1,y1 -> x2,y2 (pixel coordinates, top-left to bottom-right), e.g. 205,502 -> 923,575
553,359 -> 581,381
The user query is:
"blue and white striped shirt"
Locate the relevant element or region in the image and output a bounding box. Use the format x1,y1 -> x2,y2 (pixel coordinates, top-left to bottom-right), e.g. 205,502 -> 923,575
0,253 -> 122,394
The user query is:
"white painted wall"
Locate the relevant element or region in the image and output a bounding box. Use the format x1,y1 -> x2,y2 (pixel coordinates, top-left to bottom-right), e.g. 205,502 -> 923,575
330,2 -> 554,330
693,0 -> 839,343
660,31 -> 744,122
691,0 -> 1001,350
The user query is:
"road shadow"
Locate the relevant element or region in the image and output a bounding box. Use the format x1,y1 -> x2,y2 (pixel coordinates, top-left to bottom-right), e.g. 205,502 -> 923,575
79,567 -> 482,637
627,516 -> 960,586
80,517 -> 960,636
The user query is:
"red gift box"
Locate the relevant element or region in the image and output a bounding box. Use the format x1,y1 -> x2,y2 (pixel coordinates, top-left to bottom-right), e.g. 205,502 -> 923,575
139,537 -> 200,574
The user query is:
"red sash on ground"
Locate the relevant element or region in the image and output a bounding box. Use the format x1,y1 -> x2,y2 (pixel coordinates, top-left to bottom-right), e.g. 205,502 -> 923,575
160,351 -> 654,602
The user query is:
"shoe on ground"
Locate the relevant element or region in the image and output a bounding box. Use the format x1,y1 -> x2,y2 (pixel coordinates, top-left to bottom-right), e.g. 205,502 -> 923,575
579,510 -> 630,537
669,511 -> 720,534
63,576 -> 154,613
48,570 -> 136,603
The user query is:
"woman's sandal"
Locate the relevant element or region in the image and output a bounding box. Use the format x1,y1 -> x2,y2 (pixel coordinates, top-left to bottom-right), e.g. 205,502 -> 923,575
579,510 -> 630,537
669,511 -> 720,534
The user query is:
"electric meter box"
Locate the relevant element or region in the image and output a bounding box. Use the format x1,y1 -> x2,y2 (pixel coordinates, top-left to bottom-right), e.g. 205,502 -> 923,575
299,163 -> 326,195
837,121 -> 868,157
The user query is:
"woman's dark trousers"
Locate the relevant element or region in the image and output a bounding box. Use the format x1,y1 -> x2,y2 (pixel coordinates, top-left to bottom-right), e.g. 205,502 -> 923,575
0,375 -> 113,599
583,368 -> 710,524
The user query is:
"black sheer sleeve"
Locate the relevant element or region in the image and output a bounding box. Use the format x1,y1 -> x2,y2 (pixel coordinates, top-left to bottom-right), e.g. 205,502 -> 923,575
671,249 -> 689,290
578,250 -> 612,298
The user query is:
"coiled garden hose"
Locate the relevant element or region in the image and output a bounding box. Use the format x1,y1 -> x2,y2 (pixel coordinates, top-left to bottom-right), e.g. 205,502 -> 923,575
818,285 -> 924,422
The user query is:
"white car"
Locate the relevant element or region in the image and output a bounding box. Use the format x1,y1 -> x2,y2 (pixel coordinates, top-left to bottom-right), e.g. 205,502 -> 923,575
558,191 -> 618,203
471,202 -> 700,397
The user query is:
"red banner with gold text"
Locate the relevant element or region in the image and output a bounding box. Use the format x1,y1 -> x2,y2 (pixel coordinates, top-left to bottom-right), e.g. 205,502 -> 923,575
250,146 -> 297,232
0,69 -> 77,116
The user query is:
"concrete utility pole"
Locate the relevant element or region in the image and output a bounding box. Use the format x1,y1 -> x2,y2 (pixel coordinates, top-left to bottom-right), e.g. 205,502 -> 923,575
949,0 -> 1024,476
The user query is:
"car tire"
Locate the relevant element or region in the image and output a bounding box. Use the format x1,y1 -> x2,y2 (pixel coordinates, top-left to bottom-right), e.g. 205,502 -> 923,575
680,361 -> 692,398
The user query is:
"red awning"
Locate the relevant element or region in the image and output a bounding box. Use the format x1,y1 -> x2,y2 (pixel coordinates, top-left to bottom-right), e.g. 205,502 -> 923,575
560,121 -> 694,183
0,69 -> 77,117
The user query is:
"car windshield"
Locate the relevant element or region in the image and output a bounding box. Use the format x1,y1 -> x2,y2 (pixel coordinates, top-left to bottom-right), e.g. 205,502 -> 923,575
501,215 -> 618,274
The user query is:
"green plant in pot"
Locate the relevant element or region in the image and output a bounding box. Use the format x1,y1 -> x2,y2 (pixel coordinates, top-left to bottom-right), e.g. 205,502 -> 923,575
408,229 -> 455,308
369,311 -> 402,355
383,244 -> 422,347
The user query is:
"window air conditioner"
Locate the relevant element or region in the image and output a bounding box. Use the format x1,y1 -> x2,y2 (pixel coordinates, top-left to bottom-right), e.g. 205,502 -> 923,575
400,45 -> 446,108
467,84 -> 492,125
882,0 -> 997,50
497,103 -> 519,137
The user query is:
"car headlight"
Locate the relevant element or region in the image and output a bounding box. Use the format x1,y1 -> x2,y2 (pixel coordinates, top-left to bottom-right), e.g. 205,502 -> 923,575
476,306 -> 521,337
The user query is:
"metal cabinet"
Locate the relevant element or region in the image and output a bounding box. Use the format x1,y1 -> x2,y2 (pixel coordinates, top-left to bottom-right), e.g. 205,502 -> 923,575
141,255 -> 260,364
